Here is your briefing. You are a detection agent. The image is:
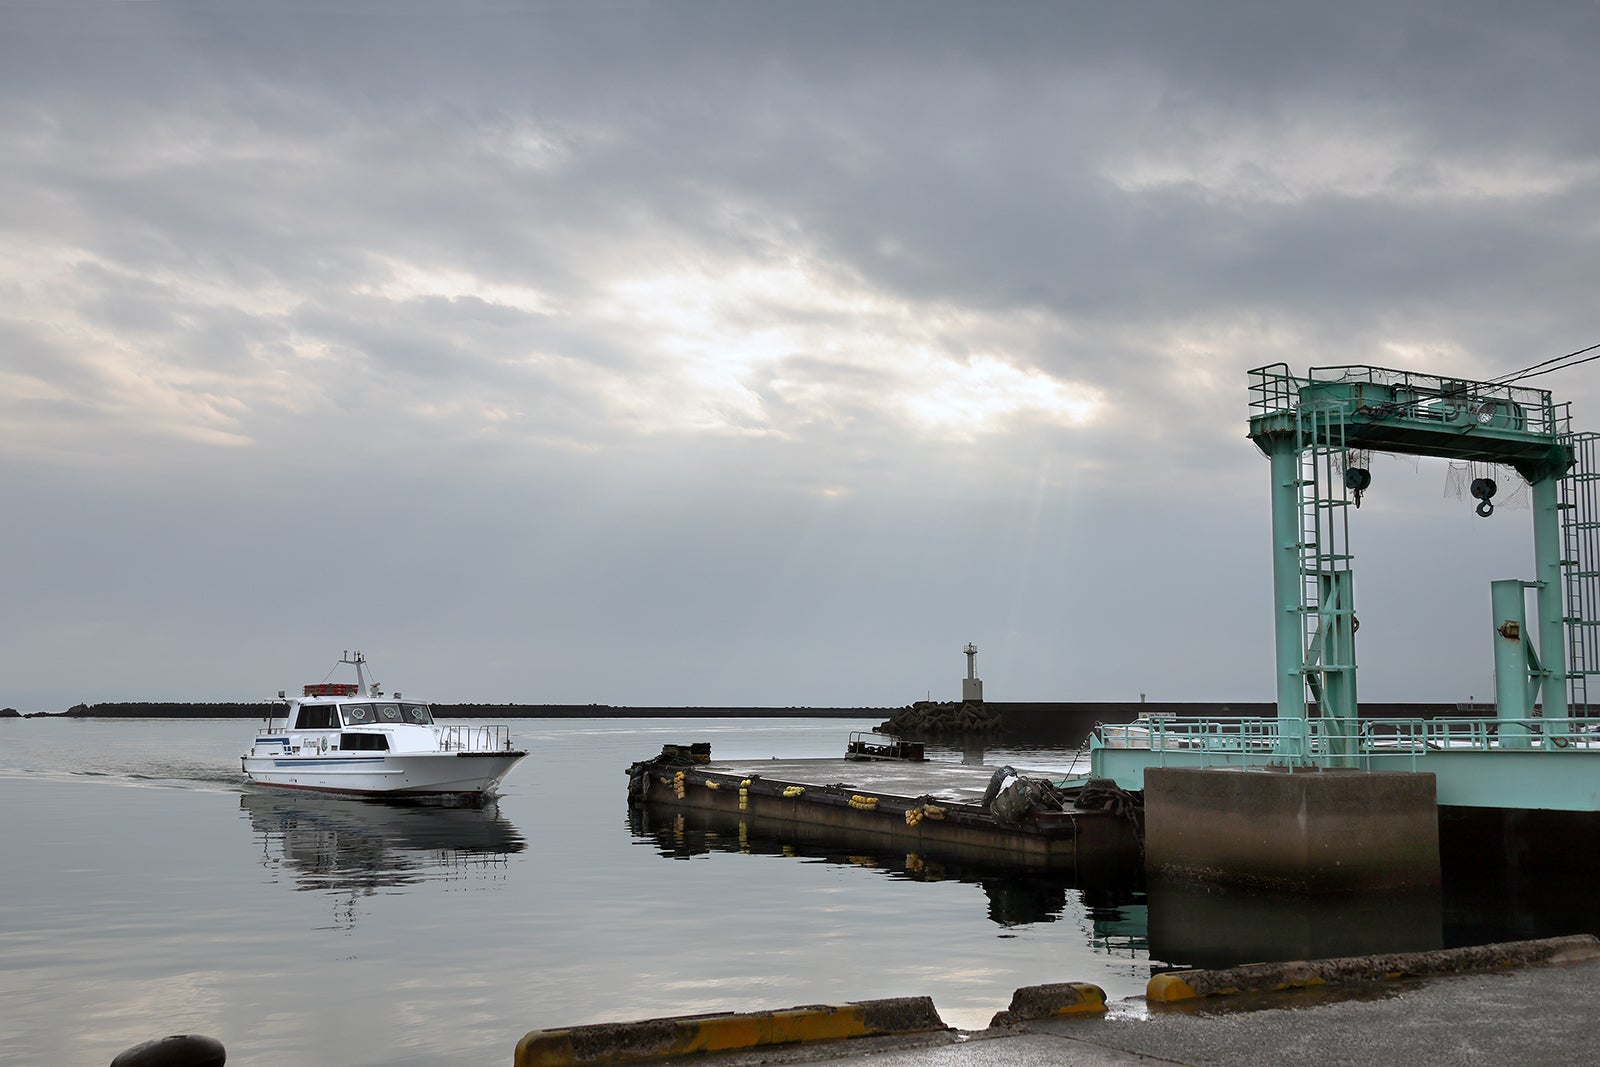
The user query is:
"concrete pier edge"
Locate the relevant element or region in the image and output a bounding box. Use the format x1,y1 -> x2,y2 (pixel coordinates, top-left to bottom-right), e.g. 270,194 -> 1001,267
1145,934 -> 1600,1003
511,937 -> 1600,1065
513,997 -> 949,1066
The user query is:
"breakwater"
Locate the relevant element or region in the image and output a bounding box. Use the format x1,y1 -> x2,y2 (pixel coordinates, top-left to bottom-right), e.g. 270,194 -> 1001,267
17,699 -> 1473,723
875,700 -> 1473,744
27,702 -> 894,719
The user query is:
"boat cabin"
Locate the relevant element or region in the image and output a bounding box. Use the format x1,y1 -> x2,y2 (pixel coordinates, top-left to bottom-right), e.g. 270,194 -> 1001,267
287,700 -> 435,731
255,674 -> 449,758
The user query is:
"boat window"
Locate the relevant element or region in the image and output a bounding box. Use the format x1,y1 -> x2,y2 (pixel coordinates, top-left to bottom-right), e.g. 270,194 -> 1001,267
296,705 -> 339,730
374,702 -> 403,723
340,732 -> 390,751
400,703 -> 433,725
341,703 -> 375,725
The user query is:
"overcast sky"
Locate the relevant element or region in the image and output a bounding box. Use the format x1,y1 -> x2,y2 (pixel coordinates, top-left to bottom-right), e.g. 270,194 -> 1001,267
4,1 -> 1598,710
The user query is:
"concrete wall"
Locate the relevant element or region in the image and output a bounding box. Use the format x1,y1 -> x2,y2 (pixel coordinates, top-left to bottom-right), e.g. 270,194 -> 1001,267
1144,767 -> 1441,893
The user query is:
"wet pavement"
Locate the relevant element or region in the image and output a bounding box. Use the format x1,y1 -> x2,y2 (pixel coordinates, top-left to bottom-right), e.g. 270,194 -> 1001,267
691,955 -> 1600,1067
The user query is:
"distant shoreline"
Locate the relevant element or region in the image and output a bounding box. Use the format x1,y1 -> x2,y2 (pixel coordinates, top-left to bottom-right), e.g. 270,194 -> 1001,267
9,703 -> 896,719
5,699 -> 1482,720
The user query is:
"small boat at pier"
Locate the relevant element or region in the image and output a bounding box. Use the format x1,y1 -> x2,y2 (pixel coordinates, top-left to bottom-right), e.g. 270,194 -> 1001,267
241,651 -> 527,798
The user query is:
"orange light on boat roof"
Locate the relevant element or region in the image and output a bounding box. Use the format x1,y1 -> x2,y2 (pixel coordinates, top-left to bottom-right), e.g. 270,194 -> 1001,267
303,682 -> 360,697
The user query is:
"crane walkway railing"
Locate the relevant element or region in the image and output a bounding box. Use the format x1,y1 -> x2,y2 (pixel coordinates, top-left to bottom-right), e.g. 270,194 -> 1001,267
1094,715 -> 1600,772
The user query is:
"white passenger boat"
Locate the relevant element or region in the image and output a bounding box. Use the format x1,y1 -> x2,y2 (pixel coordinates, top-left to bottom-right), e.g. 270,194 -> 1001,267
241,652 -> 527,799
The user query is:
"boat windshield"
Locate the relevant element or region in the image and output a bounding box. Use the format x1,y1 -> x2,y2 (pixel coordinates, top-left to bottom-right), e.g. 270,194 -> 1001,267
339,701 -> 432,726
341,702 -> 375,725
295,704 -> 340,730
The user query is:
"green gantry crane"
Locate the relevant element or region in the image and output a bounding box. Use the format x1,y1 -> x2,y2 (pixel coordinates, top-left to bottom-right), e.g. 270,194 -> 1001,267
1247,363 -> 1599,758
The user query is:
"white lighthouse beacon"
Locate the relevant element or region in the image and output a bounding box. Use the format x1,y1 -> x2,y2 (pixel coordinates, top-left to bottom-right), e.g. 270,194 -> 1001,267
962,642 -> 984,703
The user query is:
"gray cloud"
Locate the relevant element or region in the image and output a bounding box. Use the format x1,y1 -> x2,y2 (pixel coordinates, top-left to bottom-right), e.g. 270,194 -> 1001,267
2,1 -> 1597,709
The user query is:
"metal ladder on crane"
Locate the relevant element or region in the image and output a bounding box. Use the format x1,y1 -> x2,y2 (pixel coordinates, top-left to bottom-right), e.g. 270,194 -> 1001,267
1295,398 -> 1358,759
1560,431 -> 1600,717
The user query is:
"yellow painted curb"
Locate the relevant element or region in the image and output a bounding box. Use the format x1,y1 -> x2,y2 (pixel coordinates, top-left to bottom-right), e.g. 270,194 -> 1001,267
515,997 -> 948,1066
1145,973 -> 1201,1003
1050,982 -> 1107,1016
990,981 -> 1108,1026
1144,935 -> 1600,1005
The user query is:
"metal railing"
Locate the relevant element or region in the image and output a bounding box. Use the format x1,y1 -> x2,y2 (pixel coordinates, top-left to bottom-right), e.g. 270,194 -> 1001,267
1096,717 -> 1291,756
1095,715 -> 1600,771
1363,716 -> 1600,752
1248,362 -> 1304,418
1313,365 -> 1563,436
1247,363 -> 1567,438
438,724 -> 518,752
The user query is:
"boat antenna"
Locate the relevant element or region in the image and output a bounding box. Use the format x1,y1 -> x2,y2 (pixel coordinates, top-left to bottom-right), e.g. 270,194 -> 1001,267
340,649 -> 372,697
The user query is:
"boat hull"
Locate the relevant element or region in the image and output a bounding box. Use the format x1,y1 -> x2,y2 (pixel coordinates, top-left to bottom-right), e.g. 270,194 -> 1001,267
241,751 -> 526,798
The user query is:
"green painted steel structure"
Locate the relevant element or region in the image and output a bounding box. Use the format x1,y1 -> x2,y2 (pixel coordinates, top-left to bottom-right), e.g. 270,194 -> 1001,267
1094,716 -> 1600,810
1091,363 -> 1600,812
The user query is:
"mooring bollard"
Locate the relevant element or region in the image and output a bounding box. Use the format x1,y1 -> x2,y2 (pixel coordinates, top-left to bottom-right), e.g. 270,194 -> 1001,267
110,1034 -> 226,1067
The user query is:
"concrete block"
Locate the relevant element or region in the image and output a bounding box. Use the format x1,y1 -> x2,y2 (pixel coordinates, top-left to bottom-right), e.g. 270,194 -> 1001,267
514,997 -> 949,1066
1146,934 -> 1600,1003
1144,766 -> 1440,892
988,982 -> 1106,1026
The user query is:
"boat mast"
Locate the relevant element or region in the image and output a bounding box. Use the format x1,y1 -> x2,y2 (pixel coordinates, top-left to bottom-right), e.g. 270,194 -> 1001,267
342,650 -> 373,697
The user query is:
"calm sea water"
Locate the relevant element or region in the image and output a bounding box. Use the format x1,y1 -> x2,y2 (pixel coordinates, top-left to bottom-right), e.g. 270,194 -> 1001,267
5,717 -> 1593,1067
0,717 -> 1151,1067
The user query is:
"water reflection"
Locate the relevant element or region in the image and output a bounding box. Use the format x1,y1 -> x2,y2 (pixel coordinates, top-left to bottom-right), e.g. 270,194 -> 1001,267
626,801 -> 1459,972
241,789 -> 526,922
1146,879 -> 1443,969
626,803 -> 1146,938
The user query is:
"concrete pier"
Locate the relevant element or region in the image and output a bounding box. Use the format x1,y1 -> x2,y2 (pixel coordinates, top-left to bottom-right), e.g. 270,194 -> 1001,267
1143,766 -> 1440,892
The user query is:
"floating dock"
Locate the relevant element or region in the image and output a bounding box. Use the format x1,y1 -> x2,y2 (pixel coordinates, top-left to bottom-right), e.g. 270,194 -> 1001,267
626,747 -> 1142,873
